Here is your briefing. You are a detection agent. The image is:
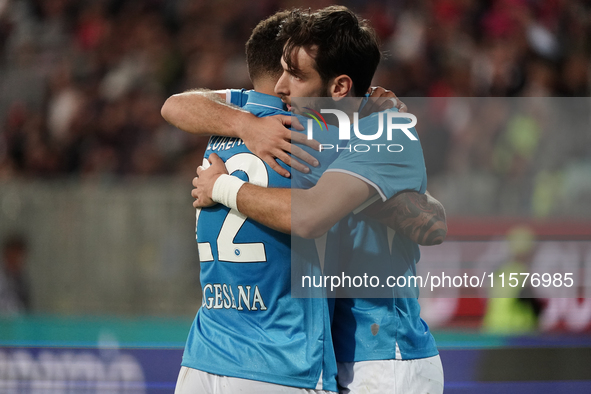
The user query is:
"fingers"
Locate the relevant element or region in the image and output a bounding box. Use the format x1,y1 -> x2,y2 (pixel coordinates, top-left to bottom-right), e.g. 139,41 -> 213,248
261,148 -> 312,177
369,86 -> 390,98
291,116 -> 304,130
290,145 -> 317,170
274,151 -> 297,174
275,138 -> 314,173
274,114 -> 304,130
193,198 -> 208,208
375,88 -> 408,112
284,154 -> 310,174
191,186 -> 199,208
192,186 -> 210,208
361,87 -> 390,117
208,153 -> 223,166
192,157 -> 219,207
290,131 -> 321,154
196,153 -> 213,176
362,86 -> 408,116
276,115 -> 292,127
262,154 -> 291,178
258,136 -> 307,176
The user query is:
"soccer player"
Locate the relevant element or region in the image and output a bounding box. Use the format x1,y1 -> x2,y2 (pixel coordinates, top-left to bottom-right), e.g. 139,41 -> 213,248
191,7 -> 444,394
170,12 -> 338,393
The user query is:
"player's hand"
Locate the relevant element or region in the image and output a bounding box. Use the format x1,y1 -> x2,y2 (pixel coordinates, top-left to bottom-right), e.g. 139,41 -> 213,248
241,115 -> 320,178
192,153 -> 228,208
360,86 -> 407,118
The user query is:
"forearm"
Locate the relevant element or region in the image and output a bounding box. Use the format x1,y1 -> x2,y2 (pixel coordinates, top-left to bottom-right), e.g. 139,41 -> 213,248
235,174 -> 373,239
236,184 -> 292,234
204,169 -> 375,240
236,185 -> 357,239
363,191 -> 447,245
161,89 -> 254,137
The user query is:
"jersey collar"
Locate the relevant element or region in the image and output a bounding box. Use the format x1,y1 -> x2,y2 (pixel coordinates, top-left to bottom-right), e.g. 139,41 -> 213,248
245,91 -> 286,111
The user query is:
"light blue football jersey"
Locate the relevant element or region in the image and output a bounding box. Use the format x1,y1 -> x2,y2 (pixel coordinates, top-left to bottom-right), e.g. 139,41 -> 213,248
182,90 -> 338,391
324,109 -> 439,362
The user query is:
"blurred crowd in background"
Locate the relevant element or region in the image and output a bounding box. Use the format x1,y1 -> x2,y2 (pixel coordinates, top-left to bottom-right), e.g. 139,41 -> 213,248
0,0 -> 590,215
0,0 -> 590,325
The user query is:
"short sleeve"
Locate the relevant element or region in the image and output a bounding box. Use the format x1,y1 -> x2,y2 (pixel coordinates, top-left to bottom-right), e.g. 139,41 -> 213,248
225,89 -> 250,107
326,111 -> 427,201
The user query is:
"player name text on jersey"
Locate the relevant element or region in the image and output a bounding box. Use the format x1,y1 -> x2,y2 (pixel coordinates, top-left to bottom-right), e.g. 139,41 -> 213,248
201,283 -> 267,311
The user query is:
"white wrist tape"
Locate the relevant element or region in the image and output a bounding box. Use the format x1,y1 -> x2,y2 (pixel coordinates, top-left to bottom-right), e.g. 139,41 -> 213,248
212,174 -> 245,212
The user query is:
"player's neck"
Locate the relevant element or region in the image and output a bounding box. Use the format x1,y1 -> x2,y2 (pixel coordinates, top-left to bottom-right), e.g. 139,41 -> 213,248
252,78 -> 279,97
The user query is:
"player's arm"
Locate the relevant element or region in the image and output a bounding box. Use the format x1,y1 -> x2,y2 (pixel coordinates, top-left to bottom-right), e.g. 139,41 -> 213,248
193,153 -> 446,242
161,89 -> 318,177
192,153 -> 374,238
235,180 -> 447,245
237,172 -> 374,238
161,89 -> 241,135
361,191 -> 447,246
357,87 -> 446,245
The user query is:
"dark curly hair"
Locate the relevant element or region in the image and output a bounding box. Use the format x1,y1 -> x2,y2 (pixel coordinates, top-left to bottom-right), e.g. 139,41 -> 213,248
279,6 -> 381,97
245,10 -> 291,83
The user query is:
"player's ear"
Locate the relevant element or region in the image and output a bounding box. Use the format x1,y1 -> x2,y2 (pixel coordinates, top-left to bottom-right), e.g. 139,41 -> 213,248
328,75 -> 353,99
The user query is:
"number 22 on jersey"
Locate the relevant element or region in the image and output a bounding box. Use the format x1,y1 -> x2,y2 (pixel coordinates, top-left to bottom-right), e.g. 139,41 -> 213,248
196,153 -> 269,263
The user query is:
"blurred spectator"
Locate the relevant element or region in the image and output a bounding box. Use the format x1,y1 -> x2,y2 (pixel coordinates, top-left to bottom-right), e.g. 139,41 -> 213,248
0,234 -> 30,314
482,225 -> 542,334
0,0 -> 589,214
